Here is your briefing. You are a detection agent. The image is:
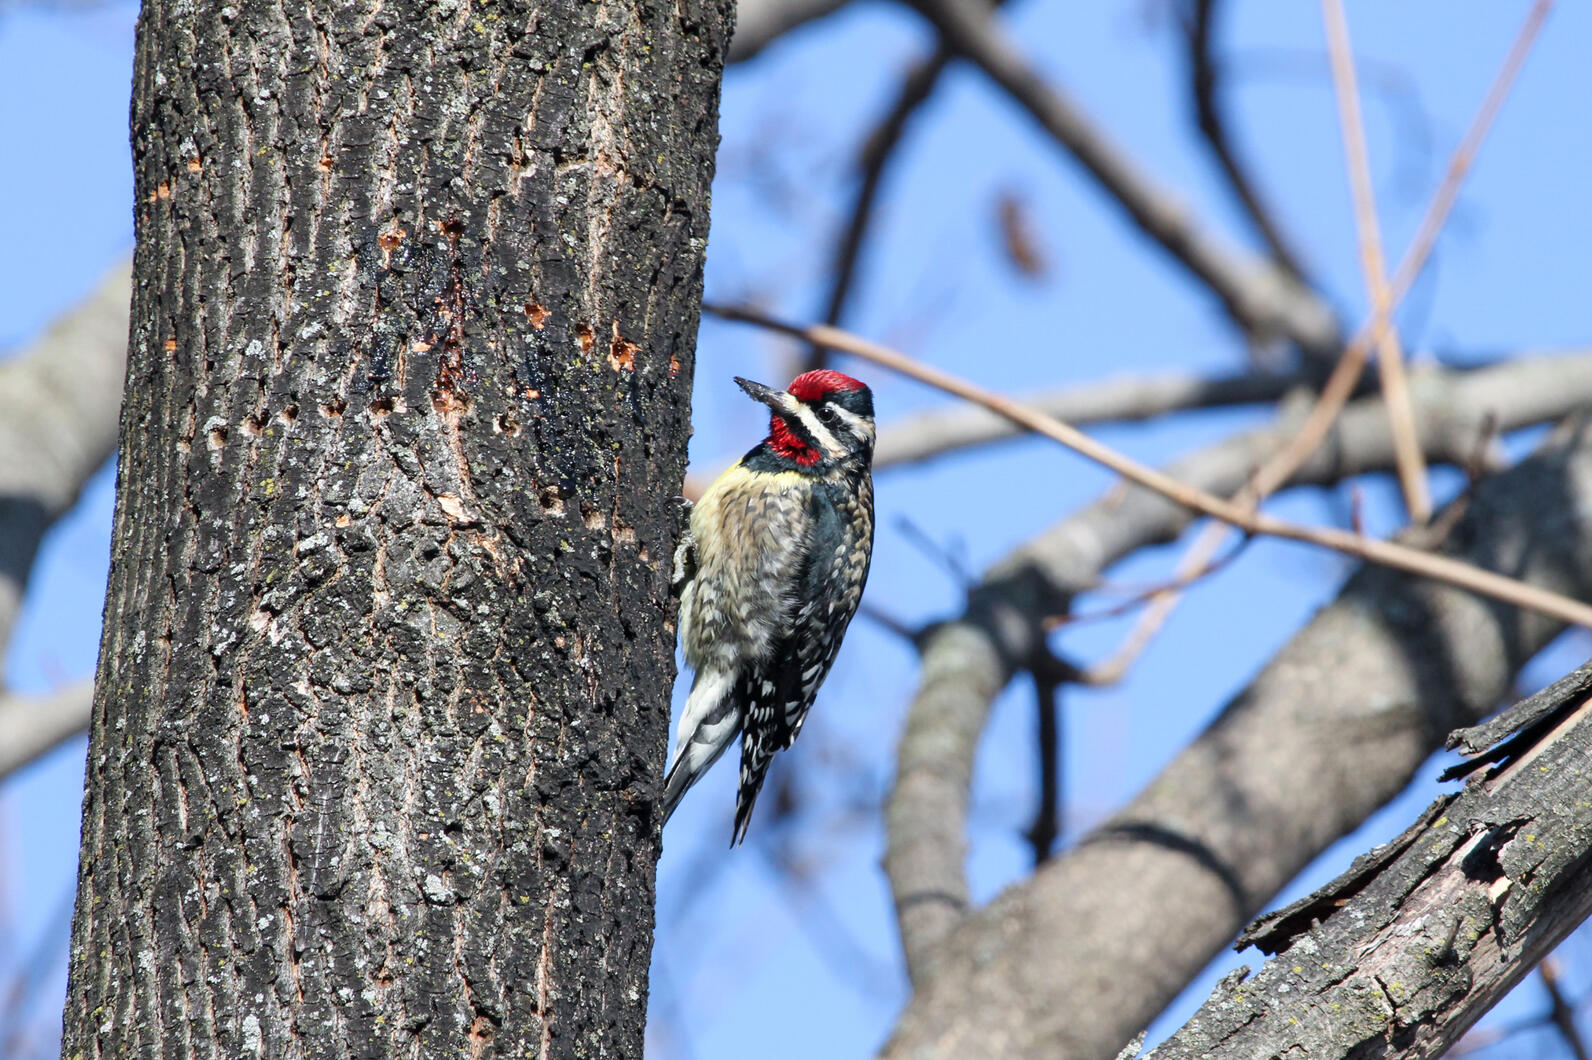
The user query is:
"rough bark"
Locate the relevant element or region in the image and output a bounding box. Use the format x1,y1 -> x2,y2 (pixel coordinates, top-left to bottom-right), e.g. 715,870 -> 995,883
882,414 -> 1592,1060
60,0 -> 730,1056
1146,660 -> 1592,1060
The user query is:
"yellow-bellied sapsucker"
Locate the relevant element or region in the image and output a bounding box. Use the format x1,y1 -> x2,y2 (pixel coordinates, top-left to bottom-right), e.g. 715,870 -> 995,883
664,370 -> 876,844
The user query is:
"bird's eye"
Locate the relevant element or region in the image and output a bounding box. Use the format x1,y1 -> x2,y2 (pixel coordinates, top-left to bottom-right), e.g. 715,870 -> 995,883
816,405 -> 838,424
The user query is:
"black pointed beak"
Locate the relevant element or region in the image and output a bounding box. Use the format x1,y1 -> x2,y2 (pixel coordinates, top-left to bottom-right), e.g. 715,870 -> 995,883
734,376 -> 799,415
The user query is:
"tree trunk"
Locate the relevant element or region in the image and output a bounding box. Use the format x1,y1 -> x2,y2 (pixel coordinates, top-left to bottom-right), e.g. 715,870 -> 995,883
60,0 -> 730,1054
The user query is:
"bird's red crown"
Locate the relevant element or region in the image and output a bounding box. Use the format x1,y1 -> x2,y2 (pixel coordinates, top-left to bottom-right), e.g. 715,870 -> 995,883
788,369 -> 867,402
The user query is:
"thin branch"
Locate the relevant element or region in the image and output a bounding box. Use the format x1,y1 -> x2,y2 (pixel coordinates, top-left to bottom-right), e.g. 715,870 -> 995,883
1096,0 -> 1551,674
1322,0 -> 1431,521
704,304 -> 1592,629
1185,0 -> 1312,282
857,600 -> 923,646
806,48 -> 956,370
904,0 -> 1341,359
1251,0 -> 1547,502
1541,958 -> 1591,1060
1189,0 -> 1549,509
1049,535 -> 1252,684
893,515 -> 974,588
684,363 -> 1315,498
883,416 -> 1592,1057
872,366 -> 1312,470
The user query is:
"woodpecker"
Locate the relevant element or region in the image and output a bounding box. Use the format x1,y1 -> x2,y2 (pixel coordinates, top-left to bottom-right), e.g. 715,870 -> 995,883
663,370 -> 876,844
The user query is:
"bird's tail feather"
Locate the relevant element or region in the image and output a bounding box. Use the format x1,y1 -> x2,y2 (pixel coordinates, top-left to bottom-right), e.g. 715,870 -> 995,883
661,667 -> 739,825
730,767 -> 768,847
730,728 -> 778,846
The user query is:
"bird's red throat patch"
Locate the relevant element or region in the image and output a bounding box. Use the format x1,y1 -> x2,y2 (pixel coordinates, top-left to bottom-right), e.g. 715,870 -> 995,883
769,416 -> 821,466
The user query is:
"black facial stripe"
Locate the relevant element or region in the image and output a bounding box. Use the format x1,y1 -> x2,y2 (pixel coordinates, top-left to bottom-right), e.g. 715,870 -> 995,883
808,386 -> 872,413
778,412 -> 822,450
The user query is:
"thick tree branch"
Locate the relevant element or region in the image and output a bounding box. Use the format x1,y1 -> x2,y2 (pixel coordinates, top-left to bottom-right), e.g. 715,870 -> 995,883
0,682 -> 94,781
728,0 -> 851,62
1145,661 -> 1592,1059
906,0 -> 1341,360
881,374 -> 1592,1059
0,262 -> 130,653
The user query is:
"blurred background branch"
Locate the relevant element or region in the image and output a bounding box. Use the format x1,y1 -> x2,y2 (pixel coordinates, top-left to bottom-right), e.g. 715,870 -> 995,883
5,1 -> 1591,1058
885,413 -> 1592,1058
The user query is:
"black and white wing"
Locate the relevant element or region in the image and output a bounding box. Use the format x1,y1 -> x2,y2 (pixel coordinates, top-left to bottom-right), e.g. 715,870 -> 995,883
730,489 -> 872,844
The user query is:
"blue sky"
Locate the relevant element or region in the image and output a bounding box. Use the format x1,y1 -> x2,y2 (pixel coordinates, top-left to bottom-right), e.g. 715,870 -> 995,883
2,1 -> 1590,1057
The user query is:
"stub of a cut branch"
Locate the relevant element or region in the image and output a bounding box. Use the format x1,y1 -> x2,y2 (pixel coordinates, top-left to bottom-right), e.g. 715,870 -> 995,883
1145,663 -> 1592,1060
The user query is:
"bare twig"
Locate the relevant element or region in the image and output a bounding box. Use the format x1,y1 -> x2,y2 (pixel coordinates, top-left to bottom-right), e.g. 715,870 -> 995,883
806,48 -> 957,370
893,515 -> 974,588
871,366 -> 1310,469
1046,534 -> 1251,652
686,363 -> 1315,497
884,417 -> 1592,1057
1185,0 -> 1312,282
1096,0 -> 1551,675
704,304 -> 1592,630
1322,0 -> 1431,521
905,0 -> 1341,359
1246,0 -> 1547,501
1265,0 -> 1550,496
858,601 -> 925,646
1077,580 -> 1184,687
1541,958 -> 1591,1060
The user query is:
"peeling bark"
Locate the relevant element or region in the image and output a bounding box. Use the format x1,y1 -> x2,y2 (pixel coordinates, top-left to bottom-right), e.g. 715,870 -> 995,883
1147,661 -> 1592,1060
60,0 -> 730,1055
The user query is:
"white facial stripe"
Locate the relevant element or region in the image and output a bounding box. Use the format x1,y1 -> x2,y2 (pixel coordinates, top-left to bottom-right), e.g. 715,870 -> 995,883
828,404 -> 874,445
791,404 -> 844,456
